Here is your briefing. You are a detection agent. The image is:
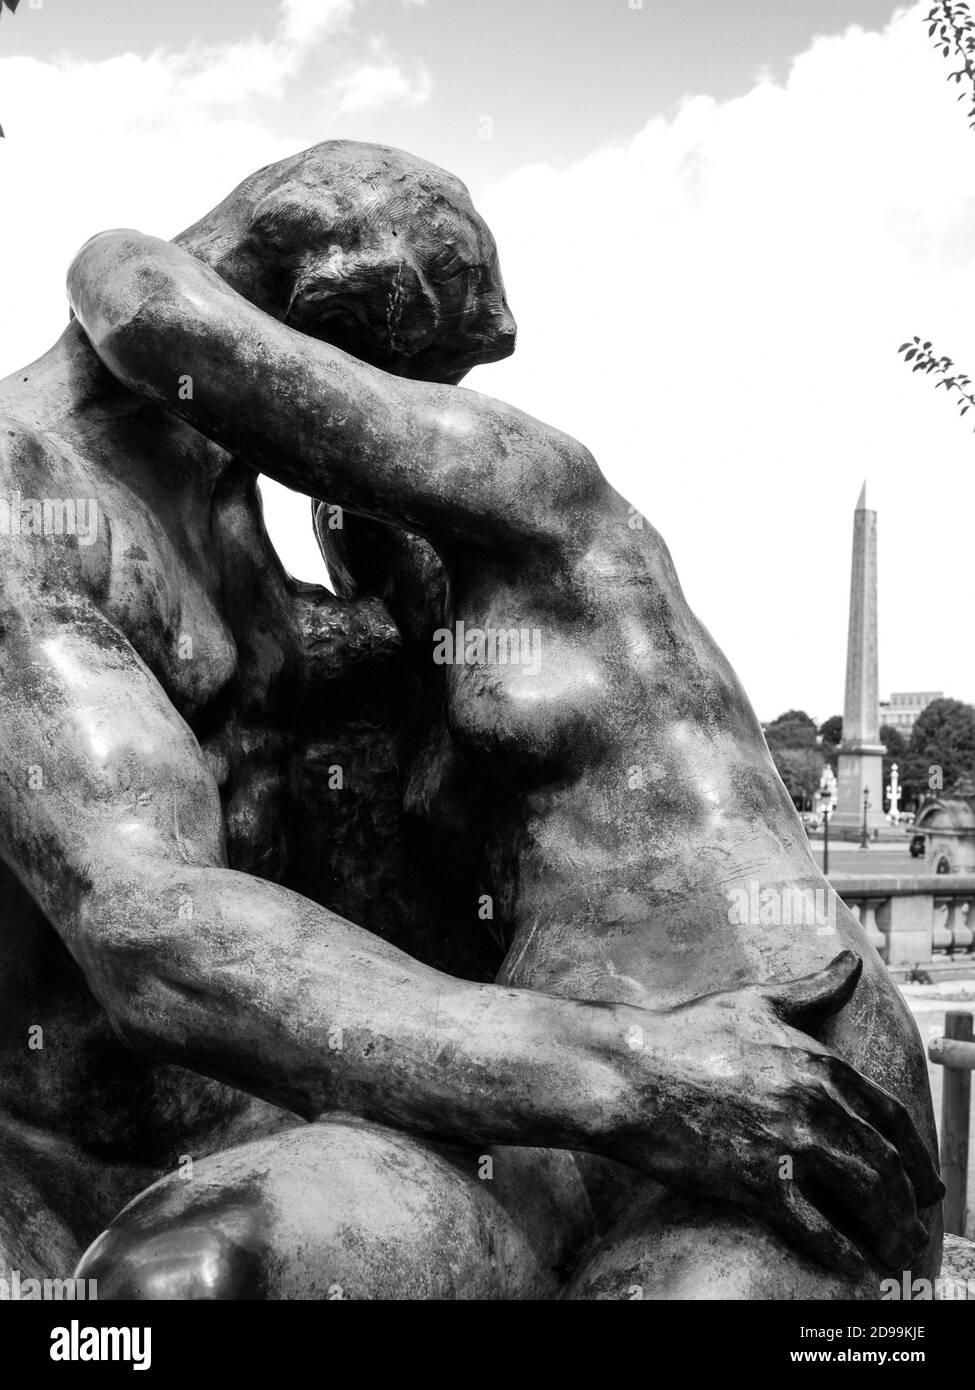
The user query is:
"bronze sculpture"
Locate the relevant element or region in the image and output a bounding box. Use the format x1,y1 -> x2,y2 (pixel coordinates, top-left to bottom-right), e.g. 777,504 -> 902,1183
0,141 -> 942,1299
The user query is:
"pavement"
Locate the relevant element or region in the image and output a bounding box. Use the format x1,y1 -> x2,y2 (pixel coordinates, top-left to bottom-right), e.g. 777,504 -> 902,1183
806,837 -> 926,878
899,980 -> 975,1239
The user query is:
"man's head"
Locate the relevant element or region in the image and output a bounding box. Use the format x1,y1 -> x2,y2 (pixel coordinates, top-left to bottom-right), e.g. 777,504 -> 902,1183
176,140 -> 515,384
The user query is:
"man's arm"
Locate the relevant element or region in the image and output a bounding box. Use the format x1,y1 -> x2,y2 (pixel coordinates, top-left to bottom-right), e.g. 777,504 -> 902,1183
0,592 -> 625,1144
66,231 -> 605,558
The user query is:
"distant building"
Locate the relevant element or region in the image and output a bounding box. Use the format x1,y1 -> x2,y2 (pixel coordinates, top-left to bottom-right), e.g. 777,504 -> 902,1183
880,691 -> 943,737
914,793 -> 975,874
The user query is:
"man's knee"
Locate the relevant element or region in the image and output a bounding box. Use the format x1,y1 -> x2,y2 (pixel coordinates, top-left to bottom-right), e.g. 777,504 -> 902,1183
564,1193 -> 875,1301
76,1205 -> 268,1299
77,1121 -> 553,1300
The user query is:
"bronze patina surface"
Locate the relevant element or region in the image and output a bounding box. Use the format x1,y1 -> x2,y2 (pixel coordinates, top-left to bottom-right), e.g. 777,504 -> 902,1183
0,141 -> 942,1299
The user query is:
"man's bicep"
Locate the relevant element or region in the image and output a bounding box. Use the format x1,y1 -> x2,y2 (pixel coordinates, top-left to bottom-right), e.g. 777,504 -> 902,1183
0,599 -> 226,931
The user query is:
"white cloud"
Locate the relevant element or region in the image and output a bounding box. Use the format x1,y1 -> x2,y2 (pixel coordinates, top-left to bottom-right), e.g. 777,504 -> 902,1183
334,58 -> 432,113
470,4 -> 975,721
280,0 -> 355,45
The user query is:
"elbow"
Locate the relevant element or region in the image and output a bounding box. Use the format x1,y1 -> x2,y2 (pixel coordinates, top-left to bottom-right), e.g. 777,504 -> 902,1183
104,979 -> 167,1058
67,230 -> 180,387
82,941 -> 176,1059
73,884 -> 197,1060
68,230 -> 154,323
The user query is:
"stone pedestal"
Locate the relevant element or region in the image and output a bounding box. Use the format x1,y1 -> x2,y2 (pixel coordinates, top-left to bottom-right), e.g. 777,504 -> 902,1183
833,740 -> 888,835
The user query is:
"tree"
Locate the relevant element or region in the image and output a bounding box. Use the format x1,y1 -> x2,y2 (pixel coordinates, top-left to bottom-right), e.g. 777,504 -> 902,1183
818,715 -> 843,771
770,710 -> 817,728
901,698 -> 975,804
763,712 -> 824,808
765,709 -> 818,752
819,715 -> 843,747
771,747 -> 826,811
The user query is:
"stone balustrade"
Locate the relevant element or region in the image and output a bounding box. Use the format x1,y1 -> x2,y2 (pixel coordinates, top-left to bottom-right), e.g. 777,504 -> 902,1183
832,874 -> 975,968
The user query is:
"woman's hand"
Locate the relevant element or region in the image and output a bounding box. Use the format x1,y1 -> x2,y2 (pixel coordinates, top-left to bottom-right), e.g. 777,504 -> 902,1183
596,951 -> 943,1276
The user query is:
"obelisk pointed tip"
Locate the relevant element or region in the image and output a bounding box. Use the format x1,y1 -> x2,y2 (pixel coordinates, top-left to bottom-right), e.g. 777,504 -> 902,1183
856,480 -> 868,511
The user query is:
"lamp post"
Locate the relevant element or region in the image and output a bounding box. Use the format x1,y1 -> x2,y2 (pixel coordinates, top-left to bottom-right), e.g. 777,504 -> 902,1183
859,786 -> 870,850
819,766 -> 833,876
886,762 -> 901,825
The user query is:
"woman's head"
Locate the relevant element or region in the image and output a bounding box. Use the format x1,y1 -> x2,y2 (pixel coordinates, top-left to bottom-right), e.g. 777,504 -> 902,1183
176,140 -> 516,383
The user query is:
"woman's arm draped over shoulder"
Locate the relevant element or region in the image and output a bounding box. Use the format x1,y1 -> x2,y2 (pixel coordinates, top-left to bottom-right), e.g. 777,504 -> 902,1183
67,231 -> 605,556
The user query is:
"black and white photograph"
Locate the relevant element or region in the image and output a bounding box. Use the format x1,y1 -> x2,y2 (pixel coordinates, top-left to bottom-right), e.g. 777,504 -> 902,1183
0,0 -> 973,1354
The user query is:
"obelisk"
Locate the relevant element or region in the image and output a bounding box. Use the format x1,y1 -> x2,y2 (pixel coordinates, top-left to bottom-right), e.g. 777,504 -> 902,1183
833,482 -> 887,836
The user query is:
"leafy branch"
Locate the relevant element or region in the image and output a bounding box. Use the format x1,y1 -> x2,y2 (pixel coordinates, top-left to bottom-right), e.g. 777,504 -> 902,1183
926,0 -> 975,126
898,337 -> 975,423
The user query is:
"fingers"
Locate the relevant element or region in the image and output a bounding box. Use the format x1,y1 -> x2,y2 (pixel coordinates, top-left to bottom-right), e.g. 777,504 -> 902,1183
761,951 -> 862,1031
767,1181 -> 869,1280
822,1058 -> 945,1211
799,1105 -> 923,1271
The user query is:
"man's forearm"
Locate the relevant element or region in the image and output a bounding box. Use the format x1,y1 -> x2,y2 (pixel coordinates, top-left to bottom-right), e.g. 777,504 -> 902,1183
85,856 -> 625,1154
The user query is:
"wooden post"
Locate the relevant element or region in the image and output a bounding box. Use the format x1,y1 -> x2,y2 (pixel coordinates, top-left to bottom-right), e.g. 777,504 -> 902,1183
941,1011 -> 973,1237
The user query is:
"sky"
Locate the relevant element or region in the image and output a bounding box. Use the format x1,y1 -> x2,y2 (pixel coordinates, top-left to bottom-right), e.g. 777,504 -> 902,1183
0,0 -> 972,723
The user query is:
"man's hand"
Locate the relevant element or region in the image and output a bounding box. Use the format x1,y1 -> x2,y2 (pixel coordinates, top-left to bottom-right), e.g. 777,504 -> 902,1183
598,951 -> 943,1276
